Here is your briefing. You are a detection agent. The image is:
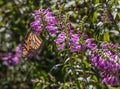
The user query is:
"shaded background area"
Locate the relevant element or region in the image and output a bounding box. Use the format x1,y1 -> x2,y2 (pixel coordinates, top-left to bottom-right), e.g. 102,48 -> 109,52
0,0 -> 120,89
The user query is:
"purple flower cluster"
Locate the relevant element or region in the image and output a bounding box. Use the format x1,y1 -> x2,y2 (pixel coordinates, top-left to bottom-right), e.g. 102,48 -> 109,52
30,8 -> 43,34
55,22 -> 120,85
101,12 -> 113,23
25,8 -> 120,86
89,42 -> 120,85
1,45 -> 21,66
30,8 -> 58,34
54,31 -> 66,50
69,32 -> 81,52
55,22 -> 84,52
85,38 -> 97,50
44,8 -> 58,34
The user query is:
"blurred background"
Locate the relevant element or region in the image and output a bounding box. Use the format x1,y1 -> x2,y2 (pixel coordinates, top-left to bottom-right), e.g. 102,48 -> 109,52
0,0 -> 120,89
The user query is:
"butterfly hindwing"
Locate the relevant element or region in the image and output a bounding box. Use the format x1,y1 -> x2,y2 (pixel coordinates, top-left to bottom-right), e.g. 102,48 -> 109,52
30,33 -> 42,50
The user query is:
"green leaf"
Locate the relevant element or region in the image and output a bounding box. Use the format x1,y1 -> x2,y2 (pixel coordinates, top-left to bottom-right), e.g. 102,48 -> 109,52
115,0 -> 119,5
108,0 -> 114,5
91,11 -> 97,23
34,86 -> 41,89
109,86 -> 120,89
95,0 -> 99,3
104,32 -> 110,42
80,16 -> 87,31
0,0 -> 3,5
117,12 -> 120,19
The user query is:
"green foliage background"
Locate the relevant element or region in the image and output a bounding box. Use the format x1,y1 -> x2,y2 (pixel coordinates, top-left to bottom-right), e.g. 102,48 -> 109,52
0,0 -> 120,89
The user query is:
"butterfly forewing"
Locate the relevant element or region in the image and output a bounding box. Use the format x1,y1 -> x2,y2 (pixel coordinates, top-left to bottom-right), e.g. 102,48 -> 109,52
22,32 -> 32,56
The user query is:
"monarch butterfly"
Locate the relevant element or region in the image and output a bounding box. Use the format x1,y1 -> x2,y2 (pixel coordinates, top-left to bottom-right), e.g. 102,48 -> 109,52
22,31 -> 42,57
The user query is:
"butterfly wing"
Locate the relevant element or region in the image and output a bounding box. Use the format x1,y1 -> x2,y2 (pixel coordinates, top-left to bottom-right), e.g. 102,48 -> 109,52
22,32 -> 32,56
22,31 -> 42,57
30,33 -> 42,50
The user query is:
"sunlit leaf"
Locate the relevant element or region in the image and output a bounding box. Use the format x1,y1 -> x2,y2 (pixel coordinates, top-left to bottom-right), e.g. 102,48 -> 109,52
104,31 -> 110,42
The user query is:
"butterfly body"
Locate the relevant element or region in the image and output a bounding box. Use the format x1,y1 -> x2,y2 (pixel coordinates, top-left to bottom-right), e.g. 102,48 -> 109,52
22,31 -> 42,57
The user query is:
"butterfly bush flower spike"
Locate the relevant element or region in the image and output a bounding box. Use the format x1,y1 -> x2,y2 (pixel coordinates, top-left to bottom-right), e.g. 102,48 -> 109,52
30,8 -> 58,34
101,12 -> 113,23
2,52 -> 19,66
89,42 -> 120,85
1,45 -> 22,66
69,33 -> 81,52
44,8 -> 58,34
54,31 -> 66,50
85,38 -> 97,50
30,9 -> 43,34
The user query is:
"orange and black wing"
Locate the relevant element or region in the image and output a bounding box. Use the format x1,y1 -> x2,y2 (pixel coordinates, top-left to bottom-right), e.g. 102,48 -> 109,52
30,33 -> 42,50
22,32 -> 42,57
22,32 -> 32,56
